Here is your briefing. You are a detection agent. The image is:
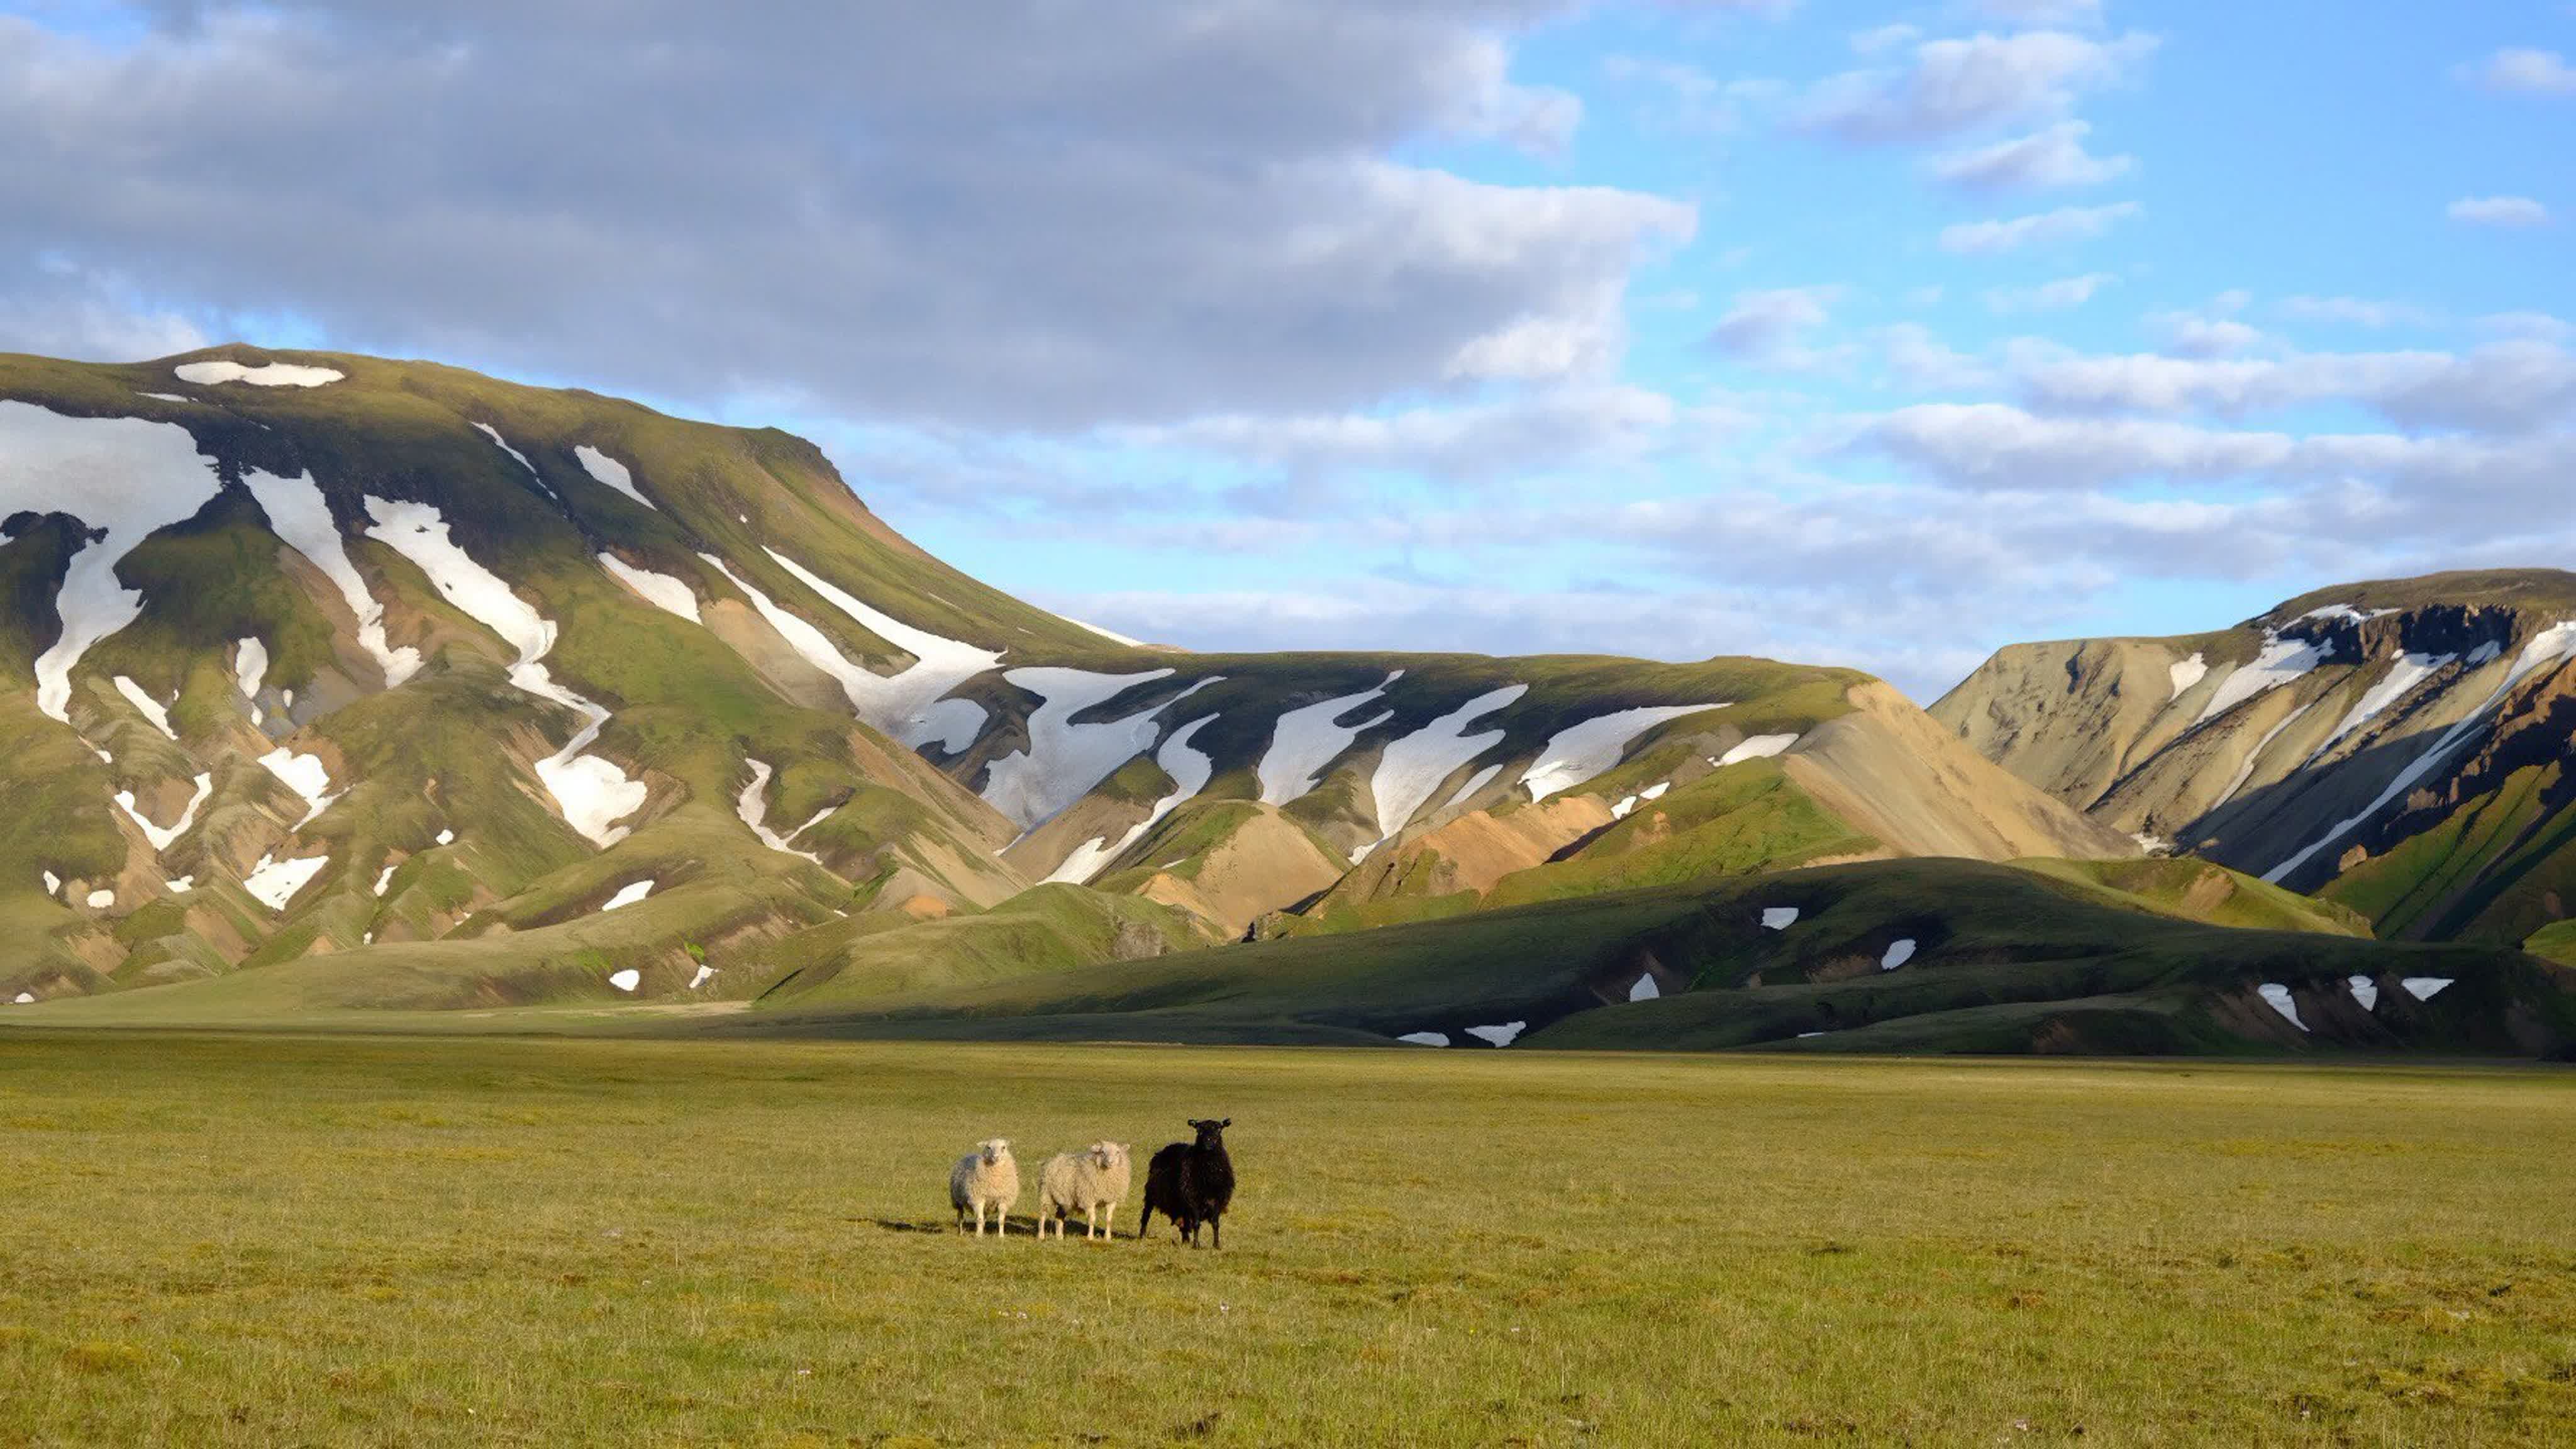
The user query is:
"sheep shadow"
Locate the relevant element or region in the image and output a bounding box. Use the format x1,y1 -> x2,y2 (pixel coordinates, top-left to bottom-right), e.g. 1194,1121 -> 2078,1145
865,1216 -> 1141,1241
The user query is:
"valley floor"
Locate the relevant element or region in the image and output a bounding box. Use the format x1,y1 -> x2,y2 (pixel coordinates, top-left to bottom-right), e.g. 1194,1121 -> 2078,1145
1,1036 -> 2571,1445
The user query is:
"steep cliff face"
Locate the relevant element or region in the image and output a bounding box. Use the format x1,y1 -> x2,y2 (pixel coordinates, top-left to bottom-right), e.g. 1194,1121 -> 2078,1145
1934,572 -> 2576,941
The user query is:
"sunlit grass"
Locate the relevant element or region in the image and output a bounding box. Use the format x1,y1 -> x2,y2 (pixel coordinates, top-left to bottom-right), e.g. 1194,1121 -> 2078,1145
1,1033 -> 2571,1445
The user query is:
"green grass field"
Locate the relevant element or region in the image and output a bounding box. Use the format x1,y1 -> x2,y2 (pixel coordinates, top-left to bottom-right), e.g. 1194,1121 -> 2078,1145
2,1035 -> 2572,1446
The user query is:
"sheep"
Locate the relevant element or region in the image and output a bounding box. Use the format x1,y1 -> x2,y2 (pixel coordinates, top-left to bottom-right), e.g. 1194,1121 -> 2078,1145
1035,1141 -> 1131,1241
1136,1117 -> 1234,1248
949,1138 -> 1018,1236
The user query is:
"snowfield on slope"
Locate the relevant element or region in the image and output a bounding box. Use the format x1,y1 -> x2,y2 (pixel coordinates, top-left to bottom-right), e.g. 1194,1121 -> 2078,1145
0,403 -> 226,721
114,772 -> 212,852
574,446 -> 655,509
981,668 -> 1217,833
242,469 -> 422,687
736,759 -> 828,865
2315,650 -> 2455,756
258,747 -> 340,827
1523,704 -> 1726,801
697,552 -> 1000,751
365,498 -> 646,847
1258,672 -> 1402,805
1368,684 -> 1528,841
1048,712 -> 1221,884
174,360 -> 342,387
234,638 -> 269,724
243,853 -> 330,911
2196,633 -> 2334,726
599,554 -> 702,623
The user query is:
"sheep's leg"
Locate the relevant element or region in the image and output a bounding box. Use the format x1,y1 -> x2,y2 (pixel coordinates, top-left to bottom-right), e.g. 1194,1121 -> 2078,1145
1211,1214 -> 1221,1251
1135,1203 -> 1153,1241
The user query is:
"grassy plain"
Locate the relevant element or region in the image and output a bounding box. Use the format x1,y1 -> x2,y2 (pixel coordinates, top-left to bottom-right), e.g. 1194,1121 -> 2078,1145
1,1034 -> 2572,1446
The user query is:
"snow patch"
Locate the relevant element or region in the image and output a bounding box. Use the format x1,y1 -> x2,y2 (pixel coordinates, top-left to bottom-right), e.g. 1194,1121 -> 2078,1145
699,551 -> 1002,748
241,469 -> 421,687
472,424 -> 552,496
1640,781 -> 1670,802
436,829 -> 454,845
2266,621 -> 2576,884
1369,684 -> 1528,841
1762,906 -> 1799,930
1438,763 -> 1504,816
373,863 -> 397,896
2401,977 -> 2453,1001
41,870 -> 59,896
1,403 -> 228,720
2347,975 -> 2379,1012
11,992 -> 32,1004
2299,604 -> 2396,625
598,553 -> 702,623
115,772 -> 212,851
1397,1031 -> 1450,1047
165,875 -> 192,893
234,637 -> 268,724
736,759 -> 824,865
601,880 -> 654,911
258,747 -> 337,827
136,392 -> 189,403
113,676 -> 177,739
1628,975 -> 1661,1002
2466,640 -> 2502,665
1882,938 -> 1916,970
1047,713 -> 1221,885
2211,701 -> 2316,811
2257,982 -> 2307,1031
1611,796 -> 1636,820
243,853 -> 329,911
1714,733 -> 1799,767
85,888 -> 114,908
689,965 -> 714,990
1257,672 -> 1402,804
2167,652 -> 2208,700
1523,704 -> 1726,801
1063,615 -> 1146,648
174,360 -> 341,387
608,968 -> 641,992
1465,1021 -> 1526,1048
2316,651 -> 2455,755
366,499 -> 645,847
2197,633 -> 2334,725
574,445 -> 655,509
982,669 -> 1217,833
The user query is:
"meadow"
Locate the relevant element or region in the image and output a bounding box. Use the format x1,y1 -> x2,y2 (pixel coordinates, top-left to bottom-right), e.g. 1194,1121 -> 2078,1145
1,1033 -> 2571,1446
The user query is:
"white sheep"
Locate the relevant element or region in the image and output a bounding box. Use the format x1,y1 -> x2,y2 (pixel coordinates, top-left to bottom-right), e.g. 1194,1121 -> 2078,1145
949,1138 -> 1019,1236
1035,1141 -> 1131,1241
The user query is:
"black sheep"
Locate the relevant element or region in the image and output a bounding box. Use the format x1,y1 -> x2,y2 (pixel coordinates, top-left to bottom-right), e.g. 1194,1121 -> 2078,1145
1136,1117 -> 1234,1248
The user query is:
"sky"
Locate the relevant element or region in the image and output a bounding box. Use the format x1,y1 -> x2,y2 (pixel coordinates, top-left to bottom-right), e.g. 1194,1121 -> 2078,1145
1,1 -> 2570,700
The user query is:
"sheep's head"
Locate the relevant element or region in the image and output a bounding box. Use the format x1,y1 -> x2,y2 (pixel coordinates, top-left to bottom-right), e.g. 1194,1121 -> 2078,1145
979,1138 -> 1011,1164
1091,1141 -> 1126,1170
1187,1118 -> 1230,1149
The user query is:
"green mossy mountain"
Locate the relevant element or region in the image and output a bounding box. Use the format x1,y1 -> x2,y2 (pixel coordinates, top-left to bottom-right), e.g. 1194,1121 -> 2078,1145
6,346 -> 2570,1056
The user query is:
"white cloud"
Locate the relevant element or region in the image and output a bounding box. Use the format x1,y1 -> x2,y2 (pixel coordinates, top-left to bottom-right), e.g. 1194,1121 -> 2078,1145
0,259 -> 207,362
2467,47 -> 2576,95
1124,384 -> 1679,484
1708,286 -> 1842,367
2280,295 -> 2432,329
2007,337 -> 2576,433
2448,195 -> 2551,227
1973,0 -> 2105,23
1850,25 -> 1919,56
0,4 -> 1692,432
1929,121 -> 2132,191
1880,323 -> 2000,391
1939,201 -> 2140,254
1985,272 -> 2115,313
1800,30 -> 2157,143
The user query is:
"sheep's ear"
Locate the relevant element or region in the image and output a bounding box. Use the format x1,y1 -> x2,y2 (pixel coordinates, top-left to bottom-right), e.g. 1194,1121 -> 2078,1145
1220,1118 -> 1232,1128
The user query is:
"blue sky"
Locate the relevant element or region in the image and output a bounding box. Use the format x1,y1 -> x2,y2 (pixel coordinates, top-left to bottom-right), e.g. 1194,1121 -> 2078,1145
3,1 -> 2570,696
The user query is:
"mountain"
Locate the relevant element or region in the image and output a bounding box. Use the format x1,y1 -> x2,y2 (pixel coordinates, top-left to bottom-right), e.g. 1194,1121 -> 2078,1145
1,346 -> 2135,1026
1933,571 -> 2576,949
